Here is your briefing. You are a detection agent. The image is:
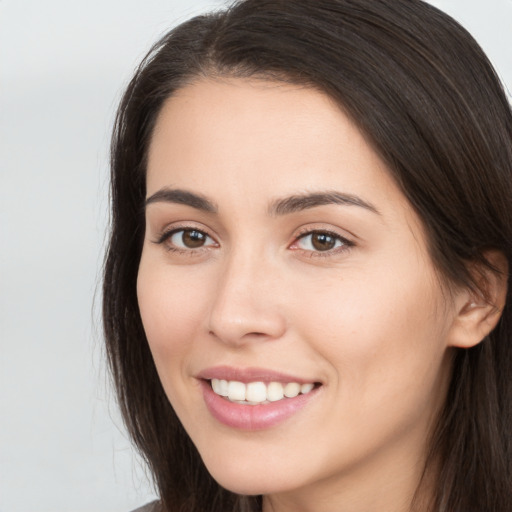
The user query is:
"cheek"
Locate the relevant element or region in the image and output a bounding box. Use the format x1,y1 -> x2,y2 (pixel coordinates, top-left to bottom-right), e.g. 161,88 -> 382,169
295,271 -> 452,467
136,259 -> 208,371
297,261 -> 450,397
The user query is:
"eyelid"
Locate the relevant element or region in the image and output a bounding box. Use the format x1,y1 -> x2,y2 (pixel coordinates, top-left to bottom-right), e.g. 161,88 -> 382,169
150,221 -> 354,257
295,224 -> 354,242
289,226 -> 355,255
152,222 -> 219,250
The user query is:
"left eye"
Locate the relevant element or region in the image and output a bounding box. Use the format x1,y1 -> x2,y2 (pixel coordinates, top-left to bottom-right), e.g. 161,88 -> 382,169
168,229 -> 215,249
294,231 -> 346,252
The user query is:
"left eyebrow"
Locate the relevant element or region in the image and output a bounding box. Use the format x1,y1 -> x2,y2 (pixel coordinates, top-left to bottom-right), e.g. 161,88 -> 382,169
268,191 -> 380,216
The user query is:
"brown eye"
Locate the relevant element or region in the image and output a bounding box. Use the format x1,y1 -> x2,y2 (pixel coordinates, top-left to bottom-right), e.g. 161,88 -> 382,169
295,231 -> 347,253
311,233 -> 337,251
182,230 -> 207,248
167,229 -> 215,250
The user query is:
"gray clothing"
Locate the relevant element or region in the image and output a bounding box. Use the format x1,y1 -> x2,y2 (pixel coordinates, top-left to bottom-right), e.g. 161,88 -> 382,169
131,501 -> 159,512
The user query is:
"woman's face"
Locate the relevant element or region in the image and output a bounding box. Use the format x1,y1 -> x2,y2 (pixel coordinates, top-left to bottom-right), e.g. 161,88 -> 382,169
137,78 -> 461,508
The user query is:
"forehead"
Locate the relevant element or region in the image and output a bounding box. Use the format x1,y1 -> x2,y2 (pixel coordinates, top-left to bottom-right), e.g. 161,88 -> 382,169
148,78 -> 355,164
146,78 -> 415,228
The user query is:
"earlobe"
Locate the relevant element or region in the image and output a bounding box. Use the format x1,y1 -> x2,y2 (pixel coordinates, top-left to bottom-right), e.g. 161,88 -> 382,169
447,250 -> 508,349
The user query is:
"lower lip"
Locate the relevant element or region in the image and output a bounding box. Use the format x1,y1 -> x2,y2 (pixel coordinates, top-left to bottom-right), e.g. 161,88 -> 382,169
200,380 -> 319,430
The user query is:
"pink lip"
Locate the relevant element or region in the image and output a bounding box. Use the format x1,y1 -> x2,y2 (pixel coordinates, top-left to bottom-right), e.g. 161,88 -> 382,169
197,366 -> 321,431
197,365 -> 317,384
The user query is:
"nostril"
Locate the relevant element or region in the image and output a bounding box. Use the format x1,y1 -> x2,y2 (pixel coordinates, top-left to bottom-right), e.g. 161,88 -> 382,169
208,329 -> 270,340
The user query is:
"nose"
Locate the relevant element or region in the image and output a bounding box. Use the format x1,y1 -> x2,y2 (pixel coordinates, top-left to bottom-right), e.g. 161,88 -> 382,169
207,250 -> 287,347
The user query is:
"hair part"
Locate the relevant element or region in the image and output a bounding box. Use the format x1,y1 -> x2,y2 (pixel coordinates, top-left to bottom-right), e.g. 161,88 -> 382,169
103,1 -> 512,510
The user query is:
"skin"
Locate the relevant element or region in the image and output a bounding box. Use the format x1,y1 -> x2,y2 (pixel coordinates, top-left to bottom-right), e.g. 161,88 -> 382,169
137,78 -> 474,512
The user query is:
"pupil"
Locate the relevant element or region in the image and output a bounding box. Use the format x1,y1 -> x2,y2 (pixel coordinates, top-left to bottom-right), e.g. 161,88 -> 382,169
182,230 -> 205,248
312,233 -> 335,251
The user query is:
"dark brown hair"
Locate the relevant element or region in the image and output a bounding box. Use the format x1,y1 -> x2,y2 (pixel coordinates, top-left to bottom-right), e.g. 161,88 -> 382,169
103,1 -> 512,510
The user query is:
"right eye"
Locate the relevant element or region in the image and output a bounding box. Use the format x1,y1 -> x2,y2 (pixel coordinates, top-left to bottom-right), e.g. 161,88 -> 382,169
157,228 -> 217,252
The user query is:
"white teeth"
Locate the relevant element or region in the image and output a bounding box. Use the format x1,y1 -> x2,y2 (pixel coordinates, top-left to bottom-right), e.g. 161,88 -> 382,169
246,382 -> 267,402
228,381 -> 246,401
210,378 -> 316,404
218,379 -> 229,396
211,378 -> 221,394
212,379 -> 229,396
267,381 -> 285,402
301,383 -> 314,394
284,382 -> 301,398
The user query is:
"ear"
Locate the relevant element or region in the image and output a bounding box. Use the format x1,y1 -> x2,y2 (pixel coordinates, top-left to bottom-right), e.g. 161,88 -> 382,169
447,250 -> 508,349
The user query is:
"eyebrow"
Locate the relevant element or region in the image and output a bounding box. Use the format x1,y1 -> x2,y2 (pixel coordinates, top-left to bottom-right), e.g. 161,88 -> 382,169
145,188 -> 218,213
268,191 -> 380,216
145,187 -> 379,216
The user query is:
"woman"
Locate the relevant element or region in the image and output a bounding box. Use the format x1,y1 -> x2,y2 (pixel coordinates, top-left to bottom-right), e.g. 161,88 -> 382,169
103,0 -> 512,510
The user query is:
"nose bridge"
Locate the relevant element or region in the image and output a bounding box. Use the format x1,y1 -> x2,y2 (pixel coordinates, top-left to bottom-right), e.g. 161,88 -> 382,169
207,244 -> 286,345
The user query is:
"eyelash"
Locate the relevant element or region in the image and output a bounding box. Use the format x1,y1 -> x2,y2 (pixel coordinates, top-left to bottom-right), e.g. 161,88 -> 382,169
153,226 -> 354,258
154,225 -> 217,255
291,229 -> 354,258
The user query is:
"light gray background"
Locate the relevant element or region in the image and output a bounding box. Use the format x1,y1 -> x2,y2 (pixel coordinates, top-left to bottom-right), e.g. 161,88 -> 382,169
1,1 -> 510,511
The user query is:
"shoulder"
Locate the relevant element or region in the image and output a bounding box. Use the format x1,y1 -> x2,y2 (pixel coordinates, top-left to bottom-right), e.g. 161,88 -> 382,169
130,500 -> 160,512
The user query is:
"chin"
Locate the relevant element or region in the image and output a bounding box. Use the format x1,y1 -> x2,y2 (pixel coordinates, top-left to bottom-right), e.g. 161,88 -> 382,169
203,458 -> 298,496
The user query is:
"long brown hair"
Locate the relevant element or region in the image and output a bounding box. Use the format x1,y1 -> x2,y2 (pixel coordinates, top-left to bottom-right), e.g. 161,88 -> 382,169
103,1 -> 512,510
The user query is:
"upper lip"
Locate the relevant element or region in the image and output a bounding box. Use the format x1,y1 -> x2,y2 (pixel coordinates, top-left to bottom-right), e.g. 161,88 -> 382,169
197,365 -> 319,384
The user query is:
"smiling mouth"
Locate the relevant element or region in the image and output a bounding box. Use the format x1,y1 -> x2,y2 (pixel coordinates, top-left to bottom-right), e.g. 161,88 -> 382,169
209,379 -> 320,405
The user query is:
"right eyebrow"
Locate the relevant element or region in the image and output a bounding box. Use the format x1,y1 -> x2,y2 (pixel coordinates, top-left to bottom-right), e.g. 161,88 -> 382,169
145,187 -> 218,213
